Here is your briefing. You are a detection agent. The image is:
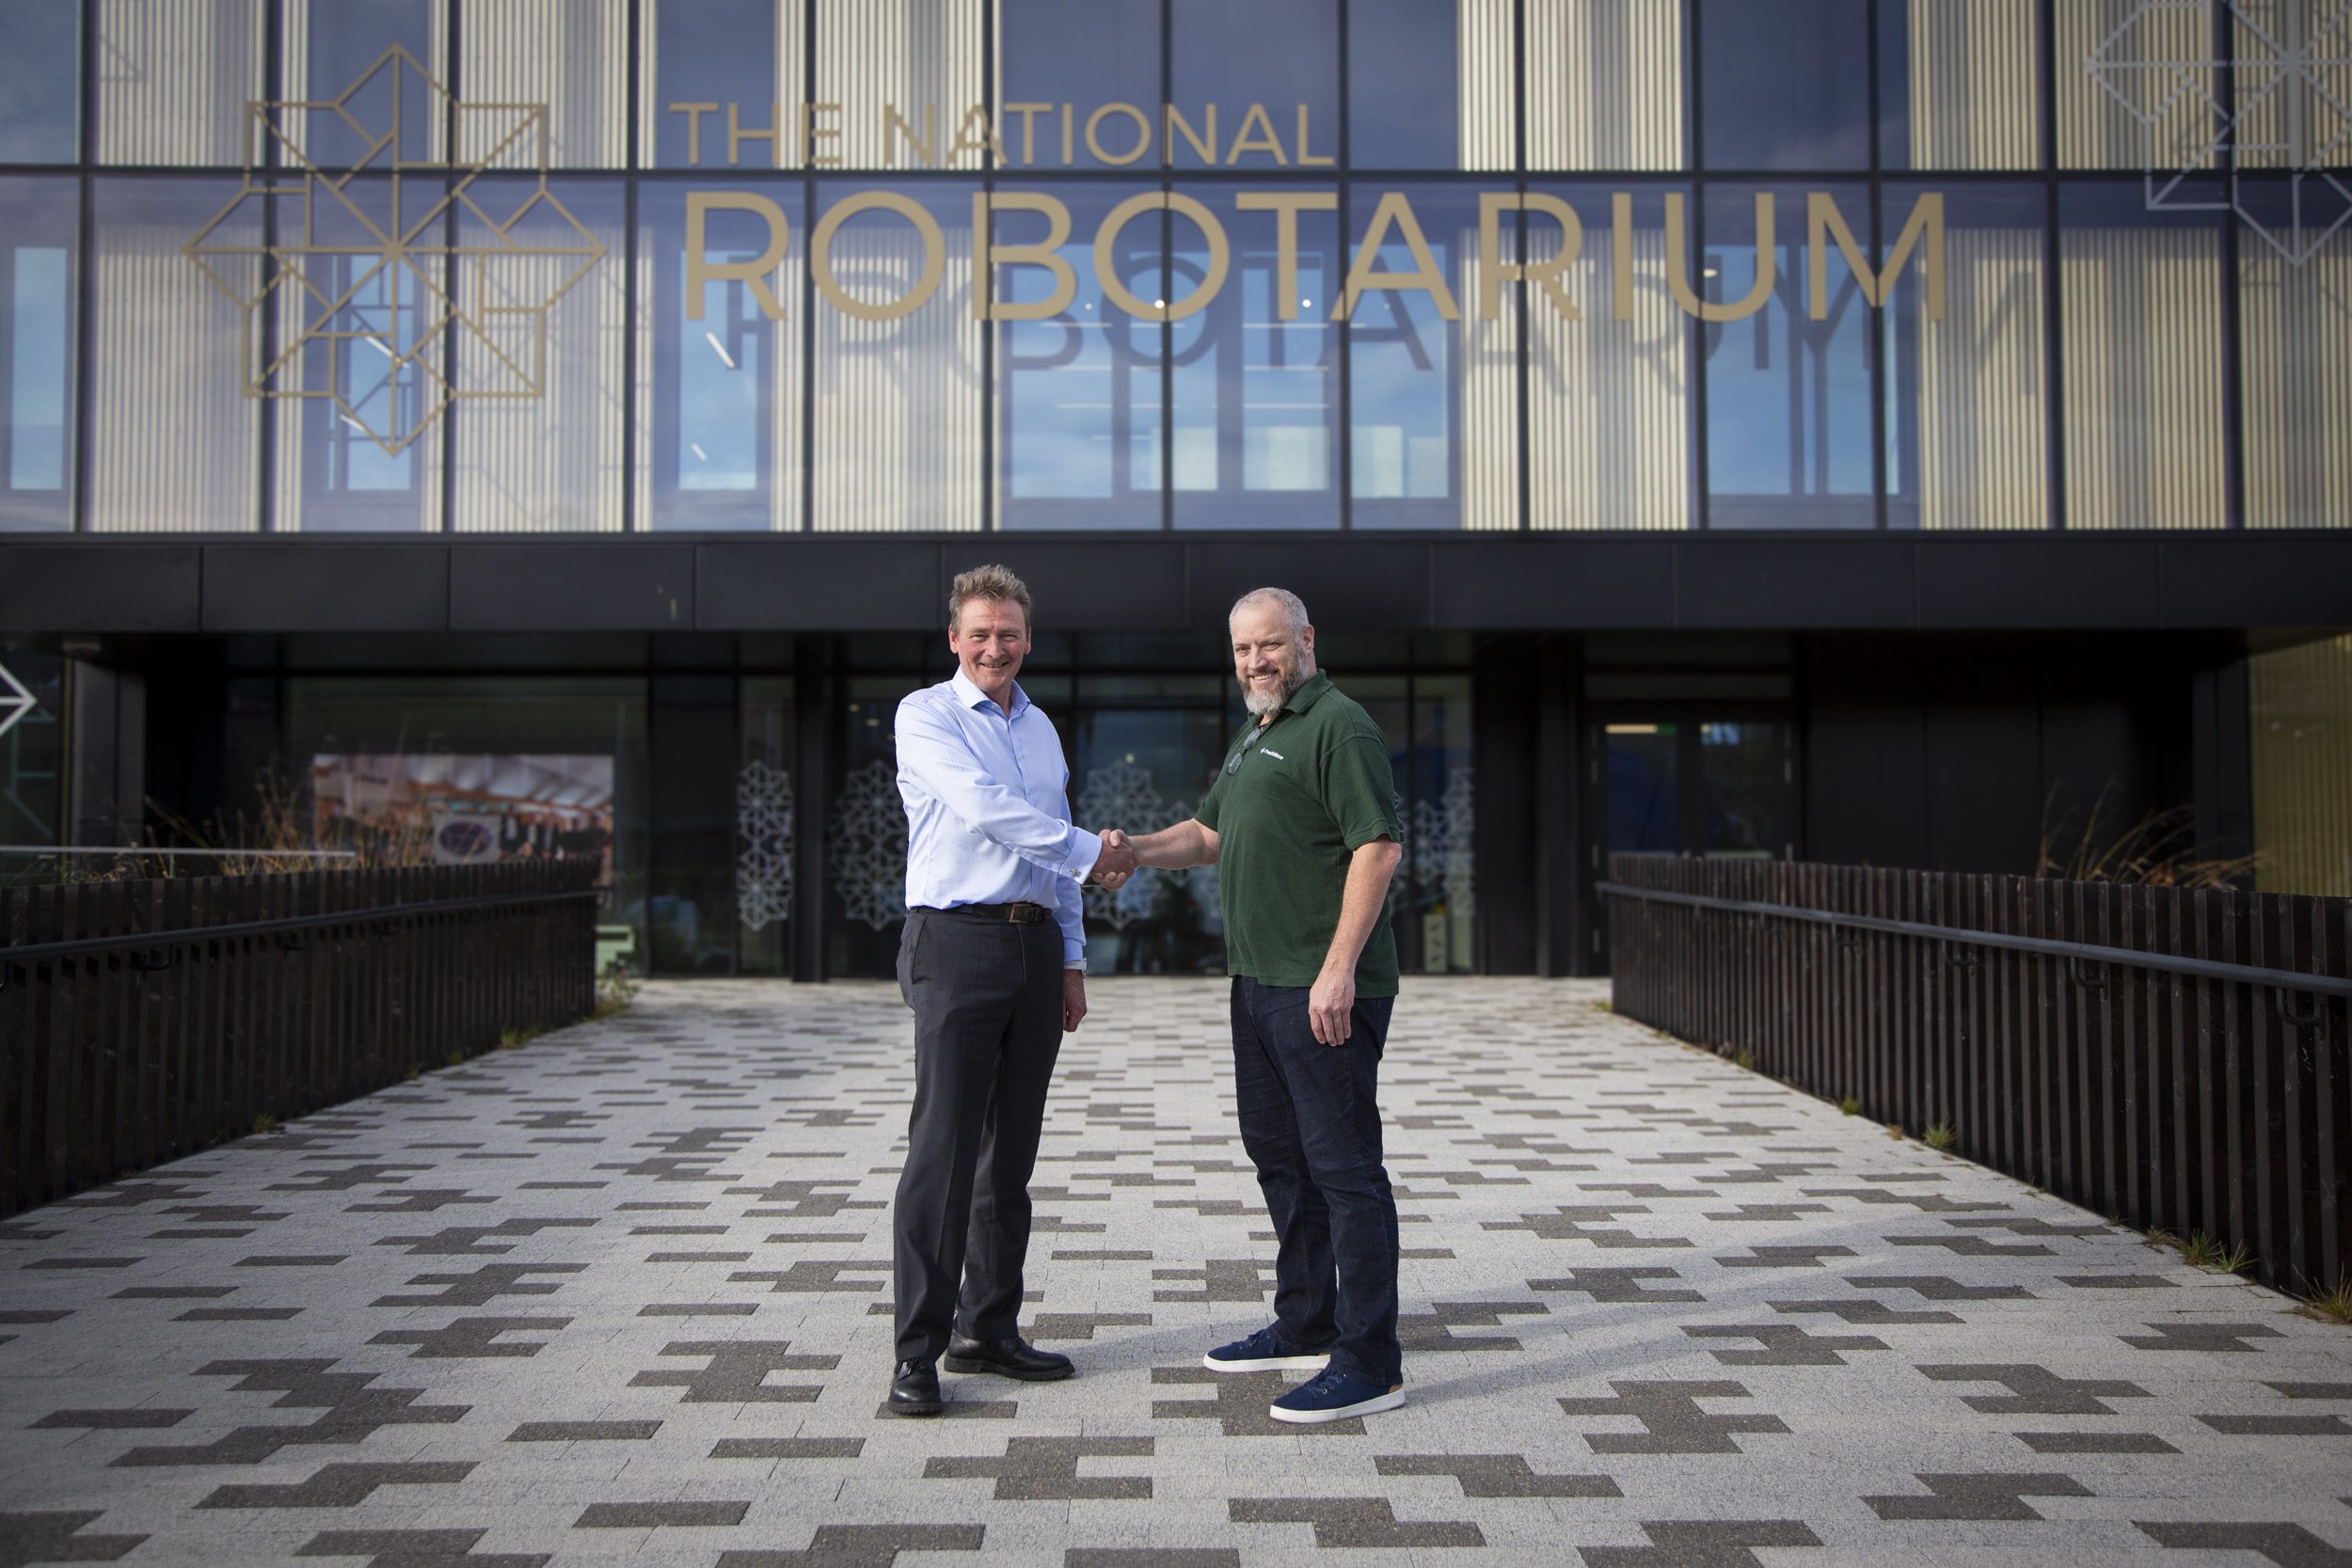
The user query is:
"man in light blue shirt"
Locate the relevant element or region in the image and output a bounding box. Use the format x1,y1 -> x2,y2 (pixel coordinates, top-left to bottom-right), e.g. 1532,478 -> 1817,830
885,563 -> 1136,1417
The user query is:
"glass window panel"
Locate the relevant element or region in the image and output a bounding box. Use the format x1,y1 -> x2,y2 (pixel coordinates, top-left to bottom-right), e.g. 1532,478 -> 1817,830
1703,183 -> 1874,529
96,0 -> 262,166
0,644 -> 65,867
2249,633 -> 2352,896
811,181 -> 981,531
1168,0 -> 1339,171
2233,2 -> 2352,172
450,179 -> 627,532
1699,720 -> 1793,857
995,184 -> 1163,530
1,179 -> 77,533
1349,184 -> 1518,530
1528,183 -> 1692,530
644,182 -> 803,531
1170,184 -> 1342,530
830,677 -> 911,976
817,0 -> 984,170
1880,0 -> 2040,169
1606,721 -> 1679,851
644,0 -> 804,169
286,676 -> 649,971
2057,0 -> 2217,171
999,0 -> 1160,169
2058,184 -> 2226,530
1525,0 -> 1685,170
1071,676 -> 1232,974
1349,0 -> 1514,172
1885,183 -> 2047,530
89,178 -> 261,532
282,0 -> 445,171
2237,180 -> 2352,530
651,673 -> 737,974
1405,675 -> 1474,974
738,673 -> 796,975
1697,0 -> 1869,170
267,176 -> 446,533
0,0 -> 80,162
457,0 -> 627,169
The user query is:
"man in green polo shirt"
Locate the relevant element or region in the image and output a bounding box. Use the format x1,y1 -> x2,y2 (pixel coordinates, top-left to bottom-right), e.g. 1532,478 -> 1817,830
1118,586 -> 1407,1424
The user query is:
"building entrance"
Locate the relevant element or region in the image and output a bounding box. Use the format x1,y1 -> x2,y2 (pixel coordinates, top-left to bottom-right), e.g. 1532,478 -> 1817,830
1583,712 -> 1800,959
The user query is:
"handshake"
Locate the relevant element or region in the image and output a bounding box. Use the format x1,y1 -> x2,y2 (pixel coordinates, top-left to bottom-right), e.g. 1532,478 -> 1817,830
1089,828 -> 1137,891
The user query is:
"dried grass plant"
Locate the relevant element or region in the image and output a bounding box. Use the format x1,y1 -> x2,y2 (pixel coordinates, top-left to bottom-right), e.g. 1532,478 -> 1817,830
2035,783 -> 2260,890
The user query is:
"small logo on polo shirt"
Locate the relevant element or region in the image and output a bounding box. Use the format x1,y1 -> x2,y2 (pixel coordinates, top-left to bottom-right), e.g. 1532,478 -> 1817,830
1261,749 -> 1285,760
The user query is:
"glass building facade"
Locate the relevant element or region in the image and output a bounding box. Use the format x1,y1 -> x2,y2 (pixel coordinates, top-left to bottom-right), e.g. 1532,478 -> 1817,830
1,0 -> 2346,973
4,0 -> 2346,538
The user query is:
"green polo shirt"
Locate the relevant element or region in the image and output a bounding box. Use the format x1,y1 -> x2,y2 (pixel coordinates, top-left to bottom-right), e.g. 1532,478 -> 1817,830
1195,670 -> 1402,996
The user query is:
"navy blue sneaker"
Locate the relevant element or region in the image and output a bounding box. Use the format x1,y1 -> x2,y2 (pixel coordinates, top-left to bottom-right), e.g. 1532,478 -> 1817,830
1202,1325 -> 1332,1373
1268,1366 -> 1406,1424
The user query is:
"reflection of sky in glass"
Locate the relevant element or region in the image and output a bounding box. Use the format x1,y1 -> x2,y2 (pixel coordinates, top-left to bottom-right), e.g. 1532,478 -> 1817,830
1169,192 -> 1341,528
1350,241 -> 1455,503
650,0 -> 777,168
8,247 -> 66,489
1348,0 -> 1459,168
336,261 -> 416,490
679,269 -> 761,491
1698,0 -> 1869,170
1001,219 -> 1161,505
1705,194 -> 1871,499
1169,0 -> 1339,170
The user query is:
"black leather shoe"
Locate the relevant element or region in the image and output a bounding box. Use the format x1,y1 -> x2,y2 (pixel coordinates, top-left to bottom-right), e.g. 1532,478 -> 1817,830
944,1333 -> 1073,1382
886,1357 -> 943,1416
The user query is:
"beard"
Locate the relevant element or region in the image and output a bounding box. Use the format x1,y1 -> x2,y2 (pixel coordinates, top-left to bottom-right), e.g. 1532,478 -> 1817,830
1240,652 -> 1309,716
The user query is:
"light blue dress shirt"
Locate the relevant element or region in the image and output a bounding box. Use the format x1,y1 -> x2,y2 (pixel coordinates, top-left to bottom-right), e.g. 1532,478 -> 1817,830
896,669 -> 1101,968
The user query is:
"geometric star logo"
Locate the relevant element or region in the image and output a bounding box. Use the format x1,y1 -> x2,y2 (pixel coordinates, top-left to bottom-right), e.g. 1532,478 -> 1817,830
182,45 -> 606,454
0,659 -> 37,744
2087,0 -> 2352,264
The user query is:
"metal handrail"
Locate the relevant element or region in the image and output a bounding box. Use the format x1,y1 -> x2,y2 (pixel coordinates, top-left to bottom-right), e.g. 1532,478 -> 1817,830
0,887 -> 605,967
1597,880 -> 2352,1000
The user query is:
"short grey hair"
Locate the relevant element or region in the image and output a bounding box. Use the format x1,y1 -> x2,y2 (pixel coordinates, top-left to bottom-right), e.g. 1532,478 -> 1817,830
949,563 -> 1034,629
1229,586 -> 1309,637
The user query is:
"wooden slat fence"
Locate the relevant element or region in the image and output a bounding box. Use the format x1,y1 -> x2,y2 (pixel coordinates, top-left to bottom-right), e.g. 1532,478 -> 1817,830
0,860 -> 601,1216
1603,853 -> 2352,1298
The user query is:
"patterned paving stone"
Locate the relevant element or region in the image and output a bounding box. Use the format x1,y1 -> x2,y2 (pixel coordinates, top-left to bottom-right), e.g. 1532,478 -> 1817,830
1226,1497 -> 1484,1547
4,976 -> 2348,1567
1861,1470 -> 2091,1520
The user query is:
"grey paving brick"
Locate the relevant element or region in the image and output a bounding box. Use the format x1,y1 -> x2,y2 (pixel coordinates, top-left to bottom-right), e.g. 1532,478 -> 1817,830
1226,1497 -> 1483,1547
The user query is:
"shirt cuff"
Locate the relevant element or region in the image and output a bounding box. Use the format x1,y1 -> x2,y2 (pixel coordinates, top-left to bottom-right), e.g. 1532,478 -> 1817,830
1064,825 -> 1104,880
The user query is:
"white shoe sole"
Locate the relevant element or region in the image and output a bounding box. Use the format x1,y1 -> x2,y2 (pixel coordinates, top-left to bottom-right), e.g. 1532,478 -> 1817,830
1268,1386 -> 1407,1423
1201,1351 -> 1332,1373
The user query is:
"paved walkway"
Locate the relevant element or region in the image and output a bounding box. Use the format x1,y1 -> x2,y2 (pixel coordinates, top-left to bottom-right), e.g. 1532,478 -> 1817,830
3,977 -> 2348,1568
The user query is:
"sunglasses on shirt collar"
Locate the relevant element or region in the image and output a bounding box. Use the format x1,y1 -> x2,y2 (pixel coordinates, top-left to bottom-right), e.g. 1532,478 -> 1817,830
1225,724 -> 1275,776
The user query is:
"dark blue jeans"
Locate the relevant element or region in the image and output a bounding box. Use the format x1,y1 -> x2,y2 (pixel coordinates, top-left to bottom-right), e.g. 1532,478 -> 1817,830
1230,975 -> 1401,1387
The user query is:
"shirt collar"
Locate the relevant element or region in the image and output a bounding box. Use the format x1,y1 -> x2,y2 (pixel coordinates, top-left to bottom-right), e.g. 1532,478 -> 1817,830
1278,669 -> 1334,718
951,666 -> 1029,720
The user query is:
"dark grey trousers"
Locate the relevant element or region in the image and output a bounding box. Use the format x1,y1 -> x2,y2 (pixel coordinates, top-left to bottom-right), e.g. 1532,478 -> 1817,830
891,907 -> 1064,1364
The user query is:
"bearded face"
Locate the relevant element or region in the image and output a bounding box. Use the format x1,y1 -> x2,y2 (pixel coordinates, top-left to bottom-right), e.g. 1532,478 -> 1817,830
1231,601 -> 1313,717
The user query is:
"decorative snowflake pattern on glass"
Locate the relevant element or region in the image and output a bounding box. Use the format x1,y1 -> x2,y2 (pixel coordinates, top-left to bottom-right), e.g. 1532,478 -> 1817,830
828,758 -> 908,932
1075,761 -> 1192,928
1411,766 -> 1476,916
735,760 -> 794,931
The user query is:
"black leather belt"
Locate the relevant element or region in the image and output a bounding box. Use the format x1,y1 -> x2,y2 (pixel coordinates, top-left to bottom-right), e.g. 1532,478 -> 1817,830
926,901 -> 1050,924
